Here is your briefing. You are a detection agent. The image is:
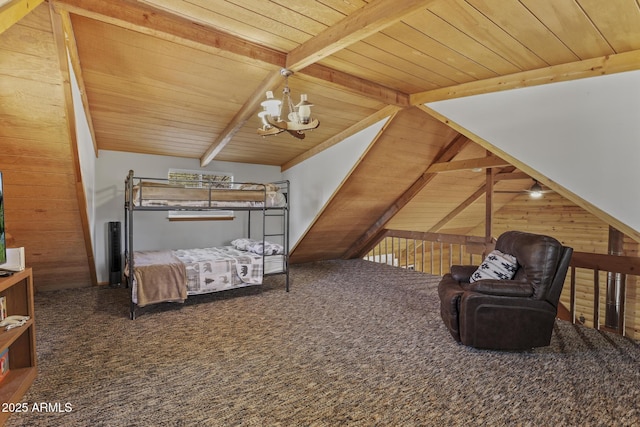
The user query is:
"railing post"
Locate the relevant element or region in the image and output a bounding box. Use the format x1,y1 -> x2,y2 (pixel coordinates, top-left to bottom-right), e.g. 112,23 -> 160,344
430,242 -> 434,273
619,274 -> 627,336
570,266 -> 576,324
594,269 -> 600,330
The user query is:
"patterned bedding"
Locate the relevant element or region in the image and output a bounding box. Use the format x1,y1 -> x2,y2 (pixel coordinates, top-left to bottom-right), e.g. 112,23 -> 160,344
130,244 -> 285,305
174,246 -> 263,294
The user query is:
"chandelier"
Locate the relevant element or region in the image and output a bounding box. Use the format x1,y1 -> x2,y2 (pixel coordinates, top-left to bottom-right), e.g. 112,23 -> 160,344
257,69 -> 320,139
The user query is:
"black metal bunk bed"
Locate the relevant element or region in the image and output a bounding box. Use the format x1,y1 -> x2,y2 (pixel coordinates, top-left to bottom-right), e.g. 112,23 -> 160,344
124,170 -> 289,319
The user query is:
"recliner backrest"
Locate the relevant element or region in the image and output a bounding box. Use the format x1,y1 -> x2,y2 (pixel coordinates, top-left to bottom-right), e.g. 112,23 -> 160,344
495,231 -> 566,300
545,246 -> 573,309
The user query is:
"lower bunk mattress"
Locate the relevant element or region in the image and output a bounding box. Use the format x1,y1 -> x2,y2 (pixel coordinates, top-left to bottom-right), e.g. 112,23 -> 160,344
129,246 -> 285,307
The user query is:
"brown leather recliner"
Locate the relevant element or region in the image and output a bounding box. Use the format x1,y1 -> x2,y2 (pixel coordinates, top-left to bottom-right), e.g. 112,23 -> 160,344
438,231 -> 573,350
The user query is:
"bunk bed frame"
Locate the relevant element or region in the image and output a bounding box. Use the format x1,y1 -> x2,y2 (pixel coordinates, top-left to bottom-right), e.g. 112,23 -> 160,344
124,170 -> 290,319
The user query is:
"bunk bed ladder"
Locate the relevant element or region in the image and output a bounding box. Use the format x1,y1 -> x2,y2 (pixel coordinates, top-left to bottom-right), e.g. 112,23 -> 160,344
264,212 -> 289,292
263,181 -> 289,292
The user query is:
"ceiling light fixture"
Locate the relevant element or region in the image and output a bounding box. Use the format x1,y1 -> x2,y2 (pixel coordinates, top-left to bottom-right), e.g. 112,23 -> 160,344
257,68 -> 319,140
529,181 -> 543,198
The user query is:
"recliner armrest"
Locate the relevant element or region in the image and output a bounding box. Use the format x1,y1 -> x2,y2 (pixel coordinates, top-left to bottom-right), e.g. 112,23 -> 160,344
450,265 -> 477,282
463,280 -> 534,297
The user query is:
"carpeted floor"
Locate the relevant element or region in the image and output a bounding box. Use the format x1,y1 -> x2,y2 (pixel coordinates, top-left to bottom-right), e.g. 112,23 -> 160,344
5,259 -> 640,426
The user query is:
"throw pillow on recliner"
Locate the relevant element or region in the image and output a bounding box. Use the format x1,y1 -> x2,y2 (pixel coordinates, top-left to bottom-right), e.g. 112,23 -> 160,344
470,250 -> 518,283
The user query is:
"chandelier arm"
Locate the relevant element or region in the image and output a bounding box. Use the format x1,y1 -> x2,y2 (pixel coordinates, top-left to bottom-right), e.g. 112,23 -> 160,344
265,115 -> 289,130
286,130 -> 306,139
285,118 -> 320,131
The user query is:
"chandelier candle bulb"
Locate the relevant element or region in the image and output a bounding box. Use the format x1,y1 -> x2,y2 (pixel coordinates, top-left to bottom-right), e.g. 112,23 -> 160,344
261,91 -> 281,118
296,94 -> 313,124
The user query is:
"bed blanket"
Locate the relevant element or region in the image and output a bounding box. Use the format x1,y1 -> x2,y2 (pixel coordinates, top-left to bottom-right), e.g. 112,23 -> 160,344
132,250 -> 187,307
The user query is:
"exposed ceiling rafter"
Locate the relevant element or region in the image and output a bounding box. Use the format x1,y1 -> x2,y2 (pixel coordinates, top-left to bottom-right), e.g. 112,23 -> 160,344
52,0 -> 285,66
55,7 -> 98,157
285,0 -> 439,71
200,69 -> 283,167
52,0 -> 414,166
425,156 -> 510,174
52,0 -> 408,105
411,49 -> 640,104
0,0 -> 44,34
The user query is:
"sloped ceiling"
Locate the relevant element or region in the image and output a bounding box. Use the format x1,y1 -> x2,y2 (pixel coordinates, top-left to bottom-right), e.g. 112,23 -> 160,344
53,0 -> 640,248
43,0 -> 640,168
3,0 -> 640,264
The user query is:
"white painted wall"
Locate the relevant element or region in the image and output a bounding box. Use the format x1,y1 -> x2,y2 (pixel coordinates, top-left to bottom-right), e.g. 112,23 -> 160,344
283,118 -> 389,248
426,69 -> 640,235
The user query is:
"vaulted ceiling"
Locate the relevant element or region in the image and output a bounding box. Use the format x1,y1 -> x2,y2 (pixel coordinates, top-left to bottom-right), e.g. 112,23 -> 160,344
41,0 -> 640,171
3,0 -> 640,269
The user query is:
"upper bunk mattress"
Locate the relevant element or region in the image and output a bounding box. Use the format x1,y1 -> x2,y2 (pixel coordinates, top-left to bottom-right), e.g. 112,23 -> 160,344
130,182 -> 286,208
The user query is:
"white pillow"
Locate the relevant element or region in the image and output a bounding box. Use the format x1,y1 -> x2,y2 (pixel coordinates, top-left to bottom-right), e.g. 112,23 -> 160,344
231,238 -> 284,255
470,250 -> 518,283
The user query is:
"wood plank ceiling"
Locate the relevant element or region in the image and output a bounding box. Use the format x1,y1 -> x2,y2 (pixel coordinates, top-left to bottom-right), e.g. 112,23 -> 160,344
50,0 -> 640,168
5,0 -> 638,270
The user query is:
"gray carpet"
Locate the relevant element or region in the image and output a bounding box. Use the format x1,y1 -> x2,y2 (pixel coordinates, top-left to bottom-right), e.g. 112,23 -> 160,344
6,259 -> 640,426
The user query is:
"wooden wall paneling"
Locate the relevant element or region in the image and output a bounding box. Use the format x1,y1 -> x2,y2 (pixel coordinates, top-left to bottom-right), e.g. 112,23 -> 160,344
291,107 -> 447,263
0,3 -> 91,290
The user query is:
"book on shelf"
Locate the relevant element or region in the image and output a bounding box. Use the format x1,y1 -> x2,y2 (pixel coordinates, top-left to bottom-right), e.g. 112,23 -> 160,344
0,297 -> 5,321
0,247 -> 24,272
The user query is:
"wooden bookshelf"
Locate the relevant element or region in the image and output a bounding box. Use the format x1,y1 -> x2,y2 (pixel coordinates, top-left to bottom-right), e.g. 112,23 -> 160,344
0,268 -> 36,426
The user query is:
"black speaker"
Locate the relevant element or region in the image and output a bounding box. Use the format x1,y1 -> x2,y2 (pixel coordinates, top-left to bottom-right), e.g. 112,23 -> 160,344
108,221 -> 122,287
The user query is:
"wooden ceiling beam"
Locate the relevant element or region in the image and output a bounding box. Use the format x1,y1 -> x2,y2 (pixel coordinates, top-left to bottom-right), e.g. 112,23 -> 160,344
425,156 -> 510,173
52,0 -> 286,67
494,171 -> 531,181
52,0 -> 408,107
411,49 -> 640,104
0,0 -> 44,34
53,0 -> 412,167
200,70 -> 283,167
300,63 -> 409,107
49,4 -> 98,286
56,8 -> 98,157
286,0 -> 439,71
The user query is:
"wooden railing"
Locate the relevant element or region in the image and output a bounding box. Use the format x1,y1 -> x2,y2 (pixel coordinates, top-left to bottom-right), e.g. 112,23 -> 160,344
568,251 -> 640,336
366,229 -> 640,338
364,229 -> 494,276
